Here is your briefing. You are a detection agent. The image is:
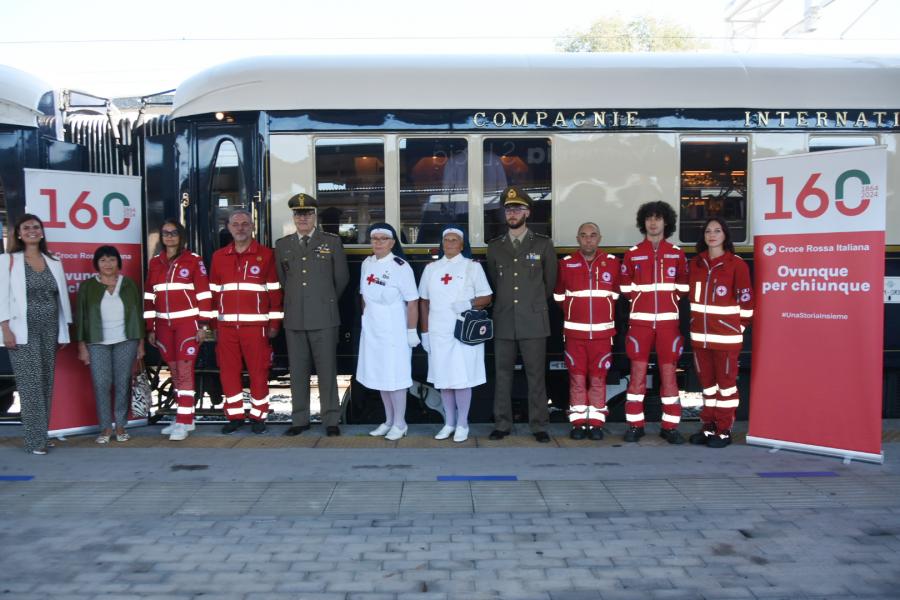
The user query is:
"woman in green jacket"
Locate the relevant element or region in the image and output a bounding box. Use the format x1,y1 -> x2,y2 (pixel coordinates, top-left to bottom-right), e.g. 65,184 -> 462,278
75,245 -> 145,444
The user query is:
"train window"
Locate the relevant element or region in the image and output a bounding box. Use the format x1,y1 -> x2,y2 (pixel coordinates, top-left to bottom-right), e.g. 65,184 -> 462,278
679,137 -> 748,243
0,175 -> 5,252
399,138 -> 468,245
482,138 -> 552,240
209,140 -> 247,250
315,138 -> 385,245
809,136 -> 878,153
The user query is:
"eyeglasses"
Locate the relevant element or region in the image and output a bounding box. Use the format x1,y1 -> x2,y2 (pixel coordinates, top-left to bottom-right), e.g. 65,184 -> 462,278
504,206 -> 527,214
161,230 -> 180,237
371,236 -> 393,243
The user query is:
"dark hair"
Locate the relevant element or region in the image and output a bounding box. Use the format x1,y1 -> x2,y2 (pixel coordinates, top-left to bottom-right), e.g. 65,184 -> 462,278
695,217 -> 735,254
366,222 -> 405,260
636,201 -> 677,238
7,213 -> 56,259
158,219 -> 187,255
92,245 -> 122,270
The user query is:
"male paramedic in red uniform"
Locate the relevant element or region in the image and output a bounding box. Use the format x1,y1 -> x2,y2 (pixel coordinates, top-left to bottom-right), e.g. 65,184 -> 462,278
209,210 -> 283,435
619,201 -> 689,444
554,222 -> 620,441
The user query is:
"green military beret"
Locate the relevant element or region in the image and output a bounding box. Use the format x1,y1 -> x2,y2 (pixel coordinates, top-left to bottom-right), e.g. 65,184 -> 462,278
501,186 -> 532,208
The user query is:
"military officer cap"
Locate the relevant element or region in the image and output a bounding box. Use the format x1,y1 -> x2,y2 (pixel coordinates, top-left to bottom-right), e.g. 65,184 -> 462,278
501,186 -> 532,208
288,193 -> 318,212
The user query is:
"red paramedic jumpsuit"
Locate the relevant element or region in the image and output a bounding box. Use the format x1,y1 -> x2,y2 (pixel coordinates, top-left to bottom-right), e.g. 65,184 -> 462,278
554,252 -> 620,429
209,239 -> 283,423
144,250 -> 214,425
688,250 -> 753,438
619,239 -> 689,430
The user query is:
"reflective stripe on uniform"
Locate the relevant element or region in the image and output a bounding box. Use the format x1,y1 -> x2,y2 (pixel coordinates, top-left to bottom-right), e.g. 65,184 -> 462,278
220,282 -> 268,292
218,313 -> 269,322
626,412 -> 644,422
566,289 -> 619,299
144,292 -> 156,301
719,385 -> 738,396
704,398 -> 717,407
703,385 -> 719,395
553,293 -> 565,302
195,291 -> 212,301
143,311 -> 157,319
156,308 -> 200,319
626,393 -> 644,402
660,396 -> 679,405
690,303 -> 740,315
153,282 -> 195,292
691,332 -> 743,344
740,309 -> 754,318
198,310 -> 217,319
630,312 -> 679,321
717,399 -> 740,408
564,321 -> 615,332
225,406 -> 245,416
661,413 -> 681,424
268,312 -> 285,319
266,282 -> 281,291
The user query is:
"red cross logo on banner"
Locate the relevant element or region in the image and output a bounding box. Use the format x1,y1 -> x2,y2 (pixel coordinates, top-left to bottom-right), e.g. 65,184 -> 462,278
441,273 -> 453,285
366,274 -> 377,285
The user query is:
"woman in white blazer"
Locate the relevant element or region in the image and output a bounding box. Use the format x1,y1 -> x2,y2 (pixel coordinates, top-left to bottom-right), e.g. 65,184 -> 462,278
0,213 -> 72,455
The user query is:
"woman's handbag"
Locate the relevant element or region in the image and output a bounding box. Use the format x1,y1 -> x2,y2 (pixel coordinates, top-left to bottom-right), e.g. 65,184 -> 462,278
130,360 -> 152,418
454,309 -> 493,345
452,260 -> 493,346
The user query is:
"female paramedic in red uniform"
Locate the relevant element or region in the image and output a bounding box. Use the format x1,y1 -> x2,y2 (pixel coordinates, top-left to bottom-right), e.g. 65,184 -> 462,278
144,219 -> 214,441
688,217 -> 753,448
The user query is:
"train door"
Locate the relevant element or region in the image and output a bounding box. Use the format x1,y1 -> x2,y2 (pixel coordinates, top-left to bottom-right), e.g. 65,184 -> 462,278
183,117 -> 266,261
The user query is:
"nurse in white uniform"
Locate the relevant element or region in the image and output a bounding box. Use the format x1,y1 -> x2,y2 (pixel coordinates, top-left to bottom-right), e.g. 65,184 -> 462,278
419,227 -> 493,443
357,223 -> 420,441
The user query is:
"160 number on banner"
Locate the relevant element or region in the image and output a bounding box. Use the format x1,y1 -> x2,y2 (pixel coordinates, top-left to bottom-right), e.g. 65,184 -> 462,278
38,188 -> 136,231
764,170 -> 878,220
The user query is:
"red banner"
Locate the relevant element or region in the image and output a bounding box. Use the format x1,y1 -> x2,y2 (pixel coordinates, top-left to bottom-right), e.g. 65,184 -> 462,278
748,147 -> 886,463
24,169 -> 143,435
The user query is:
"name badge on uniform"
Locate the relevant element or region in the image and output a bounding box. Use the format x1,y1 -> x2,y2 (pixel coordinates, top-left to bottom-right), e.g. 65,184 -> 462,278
526,253 -> 541,261
315,244 -> 332,256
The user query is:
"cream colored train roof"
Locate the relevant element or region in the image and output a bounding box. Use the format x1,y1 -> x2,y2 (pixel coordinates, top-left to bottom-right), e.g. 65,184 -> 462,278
0,64 -> 51,127
172,53 -> 900,119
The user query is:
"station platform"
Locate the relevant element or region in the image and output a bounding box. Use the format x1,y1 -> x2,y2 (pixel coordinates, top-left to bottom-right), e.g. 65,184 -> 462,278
1,421 -> 899,599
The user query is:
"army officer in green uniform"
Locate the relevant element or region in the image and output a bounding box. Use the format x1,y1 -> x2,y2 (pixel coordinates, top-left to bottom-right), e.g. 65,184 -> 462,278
486,187 -> 557,443
275,193 -> 350,436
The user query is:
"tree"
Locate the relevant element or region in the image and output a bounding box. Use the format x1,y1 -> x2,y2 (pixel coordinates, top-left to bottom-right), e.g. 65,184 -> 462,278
557,16 -> 709,52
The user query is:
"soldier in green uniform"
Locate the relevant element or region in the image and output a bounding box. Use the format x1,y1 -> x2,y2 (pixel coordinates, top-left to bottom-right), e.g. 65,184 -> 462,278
486,186 -> 557,443
275,194 -> 350,436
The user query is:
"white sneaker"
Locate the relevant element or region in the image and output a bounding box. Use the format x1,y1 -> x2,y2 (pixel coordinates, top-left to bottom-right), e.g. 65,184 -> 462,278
453,426 -> 469,443
434,425 -> 455,440
169,423 -> 191,441
369,423 -> 391,437
385,425 -> 408,441
161,422 -> 195,435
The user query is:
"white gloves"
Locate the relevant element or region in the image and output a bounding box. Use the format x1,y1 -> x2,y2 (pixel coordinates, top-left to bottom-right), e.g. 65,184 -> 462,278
451,300 -> 471,313
407,328 -> 421,348
421,332 -> 430,353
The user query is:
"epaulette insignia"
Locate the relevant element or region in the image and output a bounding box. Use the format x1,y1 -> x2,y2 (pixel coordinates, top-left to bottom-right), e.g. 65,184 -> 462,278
607,254 -> 616,259
393,256 -> 406,265
672,245 -> 681,250
629,246 -> 638,251
563,255 -> 571,260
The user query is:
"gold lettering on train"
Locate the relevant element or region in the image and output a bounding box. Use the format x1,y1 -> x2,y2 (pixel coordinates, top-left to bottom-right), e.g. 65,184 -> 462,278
816,112 -> 828,127
836,112 -> 848,127
572,111 -> 586,127
874,111 -> 886,127
535,111 -> 548,127
593,111 -> 606,127
512,112 -> 528,127
796,111 -> 808,127
473,112 -> 487,127
776,111 -> 790,127
855,112 -> 868,127
553,112 -> 568,127
626,111 -> 638,126
492,112 -> 507,127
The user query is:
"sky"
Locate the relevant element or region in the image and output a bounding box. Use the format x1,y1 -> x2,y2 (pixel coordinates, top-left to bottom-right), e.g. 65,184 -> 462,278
1,0 -> 898,98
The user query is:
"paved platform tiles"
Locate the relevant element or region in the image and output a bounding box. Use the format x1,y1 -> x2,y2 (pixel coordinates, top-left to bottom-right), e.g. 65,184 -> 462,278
2,423 -> 898,599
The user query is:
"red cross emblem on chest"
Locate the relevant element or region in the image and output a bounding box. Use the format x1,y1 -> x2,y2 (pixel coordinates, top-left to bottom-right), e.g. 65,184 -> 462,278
366,274 -> 377,285
441,273 -> 453,285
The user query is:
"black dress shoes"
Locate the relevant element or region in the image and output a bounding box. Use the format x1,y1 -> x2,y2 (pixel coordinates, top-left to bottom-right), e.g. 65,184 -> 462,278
326,426 -> 341,437
284,424 -> 311,436
659,428 -> 685,445
588,427 -> 605,441
570,427 -> 587,440
221,420 -> 244,435
488,429 -> 510,440
533,431 -> 551,443
623,426 -> 645,443
251,421 -> 267,434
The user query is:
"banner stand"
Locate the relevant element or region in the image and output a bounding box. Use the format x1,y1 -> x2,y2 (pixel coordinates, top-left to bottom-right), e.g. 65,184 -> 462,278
746,435 -> 884,465
50,418 -> 149,439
